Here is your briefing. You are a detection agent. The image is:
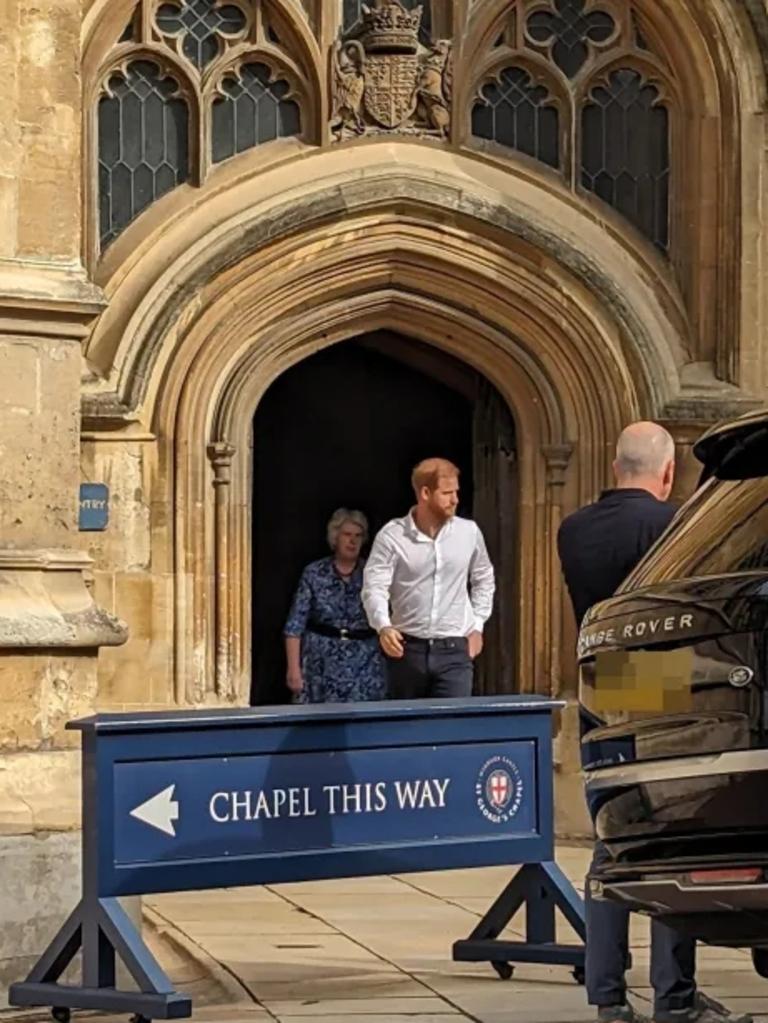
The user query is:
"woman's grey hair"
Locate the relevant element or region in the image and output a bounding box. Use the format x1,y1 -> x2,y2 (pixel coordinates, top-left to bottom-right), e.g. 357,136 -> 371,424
327,508 -> 369,550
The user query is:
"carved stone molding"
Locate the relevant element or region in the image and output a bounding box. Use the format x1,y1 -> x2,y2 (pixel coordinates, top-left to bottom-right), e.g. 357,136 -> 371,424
0,549 -> 127,649
0,261 -> 105,341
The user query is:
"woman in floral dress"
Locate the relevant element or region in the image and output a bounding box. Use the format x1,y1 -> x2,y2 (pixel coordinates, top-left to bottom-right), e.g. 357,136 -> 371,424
284,508 -> 386,703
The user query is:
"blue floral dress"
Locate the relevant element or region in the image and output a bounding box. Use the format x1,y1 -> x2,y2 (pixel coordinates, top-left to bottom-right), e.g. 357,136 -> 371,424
284,558 -> 386,703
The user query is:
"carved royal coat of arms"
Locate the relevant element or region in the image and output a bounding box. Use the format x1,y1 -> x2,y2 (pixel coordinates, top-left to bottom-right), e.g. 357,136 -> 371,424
331,1 -> 452,140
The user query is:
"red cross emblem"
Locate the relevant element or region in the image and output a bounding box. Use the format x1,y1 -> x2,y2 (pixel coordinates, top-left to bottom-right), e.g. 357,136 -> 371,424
487,769 -> 512,808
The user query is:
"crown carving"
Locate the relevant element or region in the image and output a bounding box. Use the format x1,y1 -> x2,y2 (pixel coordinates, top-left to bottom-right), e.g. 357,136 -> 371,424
359,1 -> 422,54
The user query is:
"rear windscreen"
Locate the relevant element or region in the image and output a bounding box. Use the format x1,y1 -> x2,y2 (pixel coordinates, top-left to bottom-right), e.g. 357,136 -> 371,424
618,476 -> 768,589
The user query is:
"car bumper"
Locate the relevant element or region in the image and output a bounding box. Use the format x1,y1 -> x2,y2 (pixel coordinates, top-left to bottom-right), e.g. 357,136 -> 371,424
591,874 -> 768,947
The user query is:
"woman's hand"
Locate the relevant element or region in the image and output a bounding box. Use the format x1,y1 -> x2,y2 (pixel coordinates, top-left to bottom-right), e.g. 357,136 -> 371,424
286,668 -> 304,695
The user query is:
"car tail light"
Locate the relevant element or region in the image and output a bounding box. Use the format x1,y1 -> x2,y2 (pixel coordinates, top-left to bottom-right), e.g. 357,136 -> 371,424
688,868 -> 763,885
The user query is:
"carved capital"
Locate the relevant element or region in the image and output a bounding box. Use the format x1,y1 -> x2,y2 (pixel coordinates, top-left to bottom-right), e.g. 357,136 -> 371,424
542,443 -> 574,487
207,441 -> 237,486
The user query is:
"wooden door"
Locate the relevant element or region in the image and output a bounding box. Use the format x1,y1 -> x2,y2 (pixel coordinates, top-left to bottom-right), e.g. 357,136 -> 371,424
472,380 -> 518,694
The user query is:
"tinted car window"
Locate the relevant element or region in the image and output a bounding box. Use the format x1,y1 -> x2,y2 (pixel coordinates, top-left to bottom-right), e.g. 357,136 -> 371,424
619,476 -> 768,588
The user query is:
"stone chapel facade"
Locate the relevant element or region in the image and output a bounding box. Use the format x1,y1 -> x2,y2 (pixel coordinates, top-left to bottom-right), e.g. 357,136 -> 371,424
1,0 -> 768,997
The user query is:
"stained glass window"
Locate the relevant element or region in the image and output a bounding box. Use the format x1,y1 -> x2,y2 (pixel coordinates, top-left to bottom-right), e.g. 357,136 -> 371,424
581,69 -> 669,250
98,60 -> 189,249
212,63 -> 301,163
472,67 -> 559,169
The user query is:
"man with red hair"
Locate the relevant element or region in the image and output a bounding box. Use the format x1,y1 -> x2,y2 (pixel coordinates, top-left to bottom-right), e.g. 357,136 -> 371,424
362,457 -> 495,698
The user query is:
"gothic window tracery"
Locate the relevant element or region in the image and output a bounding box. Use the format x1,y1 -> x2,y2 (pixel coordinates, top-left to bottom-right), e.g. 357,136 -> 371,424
212,62 -> 301,162
95,0 -> 307,252
581,68 -> 669,250
471,0 -> 672,252
156,0 -> 249,69
98,60 -> 190,249
472,67 -> 559,169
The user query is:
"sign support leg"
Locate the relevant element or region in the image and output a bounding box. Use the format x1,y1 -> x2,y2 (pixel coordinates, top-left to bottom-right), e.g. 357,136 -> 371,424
452,861 -> 586,982
9,898 -> 191,1020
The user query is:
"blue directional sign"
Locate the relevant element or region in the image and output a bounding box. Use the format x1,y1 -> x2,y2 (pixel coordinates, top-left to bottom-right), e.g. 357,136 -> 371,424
114,740 -> 537,866
72,699 -> 559,897
10,698 -> 586,1023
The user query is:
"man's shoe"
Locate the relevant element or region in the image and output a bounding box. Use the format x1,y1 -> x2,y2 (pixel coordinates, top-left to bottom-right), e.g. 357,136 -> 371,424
598,1004 -> 652,1023
654,992 -> 753,1023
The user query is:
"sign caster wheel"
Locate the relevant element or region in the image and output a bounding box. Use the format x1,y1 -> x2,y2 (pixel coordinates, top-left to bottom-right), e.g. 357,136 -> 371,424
493,961 -> 514,980
573,967 -> 586,985
129,1015 -> 151,1023
52,1008 -> 71,1023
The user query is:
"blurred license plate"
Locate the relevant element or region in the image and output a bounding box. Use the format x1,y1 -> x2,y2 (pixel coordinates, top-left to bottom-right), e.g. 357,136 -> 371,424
592,648 -> 694,713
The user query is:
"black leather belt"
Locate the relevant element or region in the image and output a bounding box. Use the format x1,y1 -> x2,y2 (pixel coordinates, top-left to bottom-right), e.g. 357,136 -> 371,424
306,623 -> 375,641
401,635 -> 468,648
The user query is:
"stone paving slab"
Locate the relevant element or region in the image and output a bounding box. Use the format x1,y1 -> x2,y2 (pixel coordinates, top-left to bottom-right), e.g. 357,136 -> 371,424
141,845 -> 768,1023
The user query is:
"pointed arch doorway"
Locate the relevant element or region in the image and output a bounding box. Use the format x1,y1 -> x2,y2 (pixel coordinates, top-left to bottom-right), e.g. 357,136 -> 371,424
251,330 -> 518,705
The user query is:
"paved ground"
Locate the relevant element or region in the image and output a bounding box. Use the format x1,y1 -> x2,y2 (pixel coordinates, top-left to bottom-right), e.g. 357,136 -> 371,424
137,844 -> 768,1023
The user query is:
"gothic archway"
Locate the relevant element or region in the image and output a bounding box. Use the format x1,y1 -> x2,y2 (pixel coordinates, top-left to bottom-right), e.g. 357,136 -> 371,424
80,150 -> 692,714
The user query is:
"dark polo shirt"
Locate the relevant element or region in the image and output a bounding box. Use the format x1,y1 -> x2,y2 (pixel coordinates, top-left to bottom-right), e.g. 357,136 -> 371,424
557,488 -> 676,626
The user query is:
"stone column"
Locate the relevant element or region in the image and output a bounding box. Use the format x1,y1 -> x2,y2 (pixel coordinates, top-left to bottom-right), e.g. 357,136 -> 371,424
208,440 -> 236,701
0,269 -> 128,1005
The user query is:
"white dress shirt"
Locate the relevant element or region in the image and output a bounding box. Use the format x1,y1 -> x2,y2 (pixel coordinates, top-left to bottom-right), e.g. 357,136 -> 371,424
362,513 -> 495,639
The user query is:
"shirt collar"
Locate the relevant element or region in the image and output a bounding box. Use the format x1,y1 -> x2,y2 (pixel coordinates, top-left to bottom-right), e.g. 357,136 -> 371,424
599,487 -> 659,502
403,510 -> 454,542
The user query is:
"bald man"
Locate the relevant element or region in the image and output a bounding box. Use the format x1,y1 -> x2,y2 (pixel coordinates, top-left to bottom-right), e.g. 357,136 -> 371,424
558,420 -> 677,625
557,422 -> 750,1023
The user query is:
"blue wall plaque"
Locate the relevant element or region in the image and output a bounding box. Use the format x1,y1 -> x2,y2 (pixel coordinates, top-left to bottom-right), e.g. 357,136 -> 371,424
79,483 -> 109,531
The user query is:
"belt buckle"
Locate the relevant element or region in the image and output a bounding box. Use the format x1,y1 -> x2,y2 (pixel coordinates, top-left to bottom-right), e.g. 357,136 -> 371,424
340,628 -> 349,642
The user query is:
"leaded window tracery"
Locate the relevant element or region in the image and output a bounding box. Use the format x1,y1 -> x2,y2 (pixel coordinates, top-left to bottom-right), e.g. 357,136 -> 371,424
472,67 -> 559,169
95,0 -> 307,252
98,60 -> 190,249
212,62 -> 301,163
471,0 -> 672,252
156,0 -> 249,70
582,68 -> 669,251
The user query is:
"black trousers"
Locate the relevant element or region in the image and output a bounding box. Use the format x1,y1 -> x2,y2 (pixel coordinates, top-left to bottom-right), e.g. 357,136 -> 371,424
386,635 -> 473,699
587,839 -> 697,1015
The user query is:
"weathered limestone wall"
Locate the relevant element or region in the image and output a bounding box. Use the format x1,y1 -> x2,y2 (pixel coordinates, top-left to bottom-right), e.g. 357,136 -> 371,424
79,437 -> 175,710
0,0 -> 127,1005
0,0 -> 81,262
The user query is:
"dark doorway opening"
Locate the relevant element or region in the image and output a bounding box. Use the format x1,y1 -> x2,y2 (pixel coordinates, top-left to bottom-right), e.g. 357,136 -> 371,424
251,332 -> 517,705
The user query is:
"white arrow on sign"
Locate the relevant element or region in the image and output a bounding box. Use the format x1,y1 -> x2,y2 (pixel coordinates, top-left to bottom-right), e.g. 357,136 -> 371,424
129,784 -> 179,837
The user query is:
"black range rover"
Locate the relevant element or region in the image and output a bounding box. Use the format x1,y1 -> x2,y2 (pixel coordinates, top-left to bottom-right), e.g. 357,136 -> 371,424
578,410 -> 768,971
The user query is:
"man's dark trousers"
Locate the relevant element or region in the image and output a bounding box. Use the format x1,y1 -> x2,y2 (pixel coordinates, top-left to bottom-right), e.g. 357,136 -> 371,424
387,636 -> 473,698
588,840 -> 696,1014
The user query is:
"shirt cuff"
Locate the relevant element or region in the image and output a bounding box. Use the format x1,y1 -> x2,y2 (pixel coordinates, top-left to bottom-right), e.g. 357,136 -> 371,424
472,618 -> 485,634
371,613 -> 392,632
